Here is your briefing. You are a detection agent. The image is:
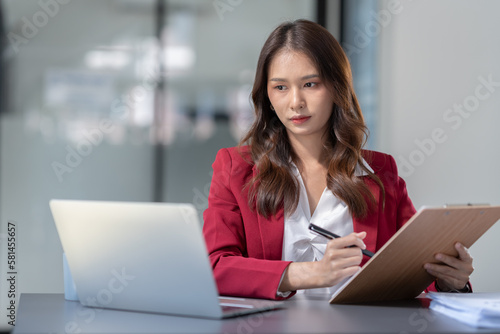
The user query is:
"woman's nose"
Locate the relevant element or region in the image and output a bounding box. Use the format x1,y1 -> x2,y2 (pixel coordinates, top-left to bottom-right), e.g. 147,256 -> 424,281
290,87 -> 305,110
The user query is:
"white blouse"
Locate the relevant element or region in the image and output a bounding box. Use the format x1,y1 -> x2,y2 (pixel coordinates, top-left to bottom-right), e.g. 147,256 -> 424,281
281,159 -> 374,297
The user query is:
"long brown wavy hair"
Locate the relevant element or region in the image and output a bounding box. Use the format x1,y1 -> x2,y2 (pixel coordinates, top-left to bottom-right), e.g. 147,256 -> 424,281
240,19 -> 384,219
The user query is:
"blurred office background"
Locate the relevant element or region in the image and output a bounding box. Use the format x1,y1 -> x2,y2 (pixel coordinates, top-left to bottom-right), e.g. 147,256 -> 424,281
1,0 -> 500,329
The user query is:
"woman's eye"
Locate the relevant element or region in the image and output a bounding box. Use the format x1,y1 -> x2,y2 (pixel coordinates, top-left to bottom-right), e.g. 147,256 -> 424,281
276,85 -> 286,91
305,82 -> 317,88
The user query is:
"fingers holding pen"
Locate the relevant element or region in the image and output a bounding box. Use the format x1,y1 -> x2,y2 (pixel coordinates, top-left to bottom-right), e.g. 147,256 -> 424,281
279,232 -> 369,292
317,232 -> 367,286
325,230 -> 364,247
325,231 -> 367,257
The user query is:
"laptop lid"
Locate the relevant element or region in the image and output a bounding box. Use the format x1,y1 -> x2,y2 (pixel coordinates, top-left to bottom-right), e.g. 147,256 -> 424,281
50,199 -> 227,318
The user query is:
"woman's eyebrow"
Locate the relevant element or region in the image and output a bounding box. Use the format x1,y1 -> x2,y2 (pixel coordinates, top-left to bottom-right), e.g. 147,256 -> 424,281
269,77 -> 287,82
269,74 -> 319,82
301,74 -> 319,80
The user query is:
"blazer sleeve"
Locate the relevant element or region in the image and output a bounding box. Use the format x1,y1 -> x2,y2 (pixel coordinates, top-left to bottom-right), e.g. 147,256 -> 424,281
202,148 -> 294,300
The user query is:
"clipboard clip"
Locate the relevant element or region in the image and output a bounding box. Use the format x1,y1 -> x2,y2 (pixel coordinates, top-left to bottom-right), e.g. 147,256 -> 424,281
444,203 -> 490,207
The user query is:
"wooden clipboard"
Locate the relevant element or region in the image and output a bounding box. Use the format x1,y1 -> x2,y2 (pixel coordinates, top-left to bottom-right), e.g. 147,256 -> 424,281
330,205 -> 500,304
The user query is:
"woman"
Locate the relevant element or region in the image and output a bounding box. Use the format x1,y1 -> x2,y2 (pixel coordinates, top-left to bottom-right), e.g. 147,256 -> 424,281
202,19 -> 473,300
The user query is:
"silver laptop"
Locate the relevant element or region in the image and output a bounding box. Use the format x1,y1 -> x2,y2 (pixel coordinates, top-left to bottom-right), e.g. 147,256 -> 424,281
50,199 -> 283,319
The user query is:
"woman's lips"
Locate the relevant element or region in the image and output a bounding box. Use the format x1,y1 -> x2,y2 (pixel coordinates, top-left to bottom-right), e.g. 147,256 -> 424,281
291,116 -> 311,124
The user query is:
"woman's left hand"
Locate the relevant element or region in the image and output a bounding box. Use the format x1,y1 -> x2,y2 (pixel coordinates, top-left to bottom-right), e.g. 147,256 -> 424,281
423,242 -> 474,292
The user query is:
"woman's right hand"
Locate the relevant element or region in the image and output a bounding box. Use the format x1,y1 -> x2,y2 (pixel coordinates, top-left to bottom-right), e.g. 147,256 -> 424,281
278,232 -> 367,292
314,231 -> 367,287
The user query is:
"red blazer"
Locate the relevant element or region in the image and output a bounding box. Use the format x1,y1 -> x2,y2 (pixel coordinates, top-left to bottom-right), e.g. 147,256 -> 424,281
203,146 -> 438,300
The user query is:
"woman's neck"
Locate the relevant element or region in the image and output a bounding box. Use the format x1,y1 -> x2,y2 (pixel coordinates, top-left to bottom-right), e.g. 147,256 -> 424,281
288,132 -> 327,170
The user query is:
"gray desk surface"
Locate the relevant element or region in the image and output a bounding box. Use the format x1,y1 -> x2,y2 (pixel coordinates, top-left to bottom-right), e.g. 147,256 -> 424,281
12,293 -> 500,334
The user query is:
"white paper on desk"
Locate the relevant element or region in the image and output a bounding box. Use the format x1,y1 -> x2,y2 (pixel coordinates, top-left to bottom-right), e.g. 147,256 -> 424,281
428,292 -> 500,328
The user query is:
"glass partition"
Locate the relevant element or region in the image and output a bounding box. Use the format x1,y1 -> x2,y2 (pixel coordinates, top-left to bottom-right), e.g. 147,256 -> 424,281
0,1 -> 318,328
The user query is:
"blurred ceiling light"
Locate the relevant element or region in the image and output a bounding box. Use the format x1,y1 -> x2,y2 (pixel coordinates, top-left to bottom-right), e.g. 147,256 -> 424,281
85,50 -> 130,70
163,46 -> 195,71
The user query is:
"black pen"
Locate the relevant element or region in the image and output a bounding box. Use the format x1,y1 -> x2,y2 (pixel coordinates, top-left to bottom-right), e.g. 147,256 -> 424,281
308,223 -> 374,258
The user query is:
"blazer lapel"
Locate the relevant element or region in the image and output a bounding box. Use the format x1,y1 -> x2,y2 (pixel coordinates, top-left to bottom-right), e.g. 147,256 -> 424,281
251,164 -> 285,260
257,208 -> 285,260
